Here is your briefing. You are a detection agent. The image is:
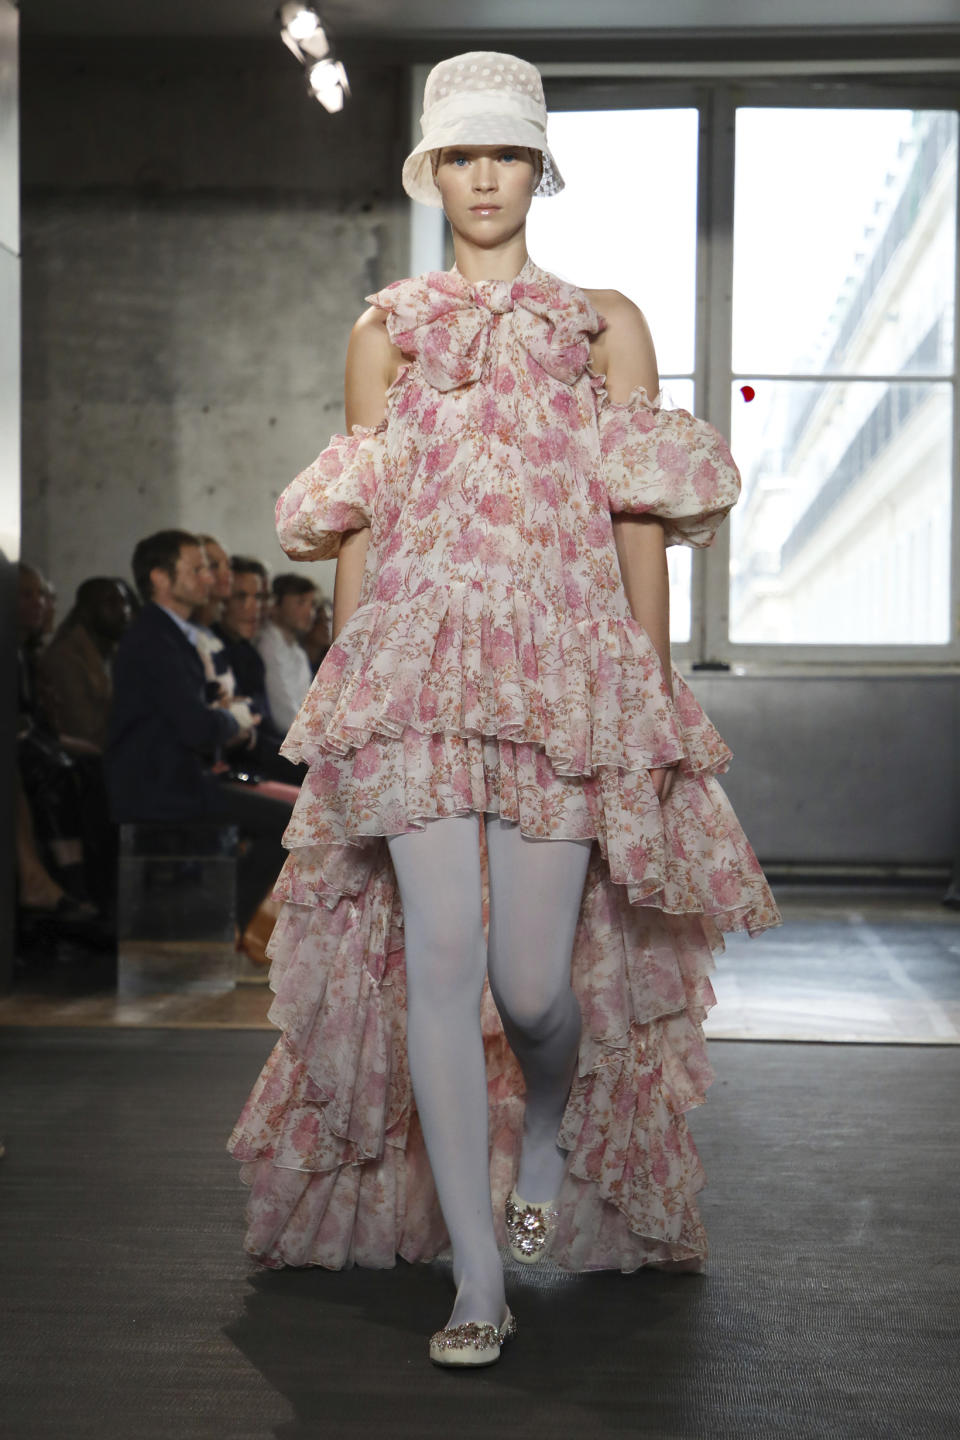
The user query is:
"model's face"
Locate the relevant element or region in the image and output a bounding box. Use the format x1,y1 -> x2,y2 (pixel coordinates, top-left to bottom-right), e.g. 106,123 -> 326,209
224,572 -> 262,640
434,145 -> 539,246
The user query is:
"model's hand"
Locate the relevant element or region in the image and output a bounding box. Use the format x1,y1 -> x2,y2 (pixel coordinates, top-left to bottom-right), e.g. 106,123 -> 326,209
649,765 -> 678,803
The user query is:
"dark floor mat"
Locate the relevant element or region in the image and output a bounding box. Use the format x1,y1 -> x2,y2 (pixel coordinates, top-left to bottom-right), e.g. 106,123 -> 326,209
1,1028 -> 957,1440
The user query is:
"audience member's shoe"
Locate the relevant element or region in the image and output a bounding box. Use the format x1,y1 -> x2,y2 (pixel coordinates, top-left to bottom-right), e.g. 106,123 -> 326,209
19,895 -> 112,949
21,894 -> 97,921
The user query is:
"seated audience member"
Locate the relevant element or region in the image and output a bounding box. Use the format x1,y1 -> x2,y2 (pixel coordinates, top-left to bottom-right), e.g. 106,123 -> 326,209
38,572 -> 57,642
113,577 -> 140,619
214,557 -> 271,708
16,563 -> 112,911
37,579 -> 132,750
15,764 -> 99,930
8,554 -> 99,940
195,535 -> 233,632
256,575 -> 317,733
303,595 -> 333,672
213,557 -> 302,784
106,530 -> 292,931
190,534 -> 258,736
17,563 -> 54,727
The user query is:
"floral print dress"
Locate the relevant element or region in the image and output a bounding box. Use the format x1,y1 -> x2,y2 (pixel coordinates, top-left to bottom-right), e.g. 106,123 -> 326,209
227,256 -> 781,1273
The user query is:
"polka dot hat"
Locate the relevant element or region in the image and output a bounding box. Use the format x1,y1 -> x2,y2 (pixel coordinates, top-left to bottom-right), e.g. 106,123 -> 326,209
402,52 -> 565,207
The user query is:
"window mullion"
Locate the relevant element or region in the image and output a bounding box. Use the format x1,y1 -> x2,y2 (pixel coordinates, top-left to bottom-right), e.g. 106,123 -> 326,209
952,136 -> 960,648
695,85 -> 736,666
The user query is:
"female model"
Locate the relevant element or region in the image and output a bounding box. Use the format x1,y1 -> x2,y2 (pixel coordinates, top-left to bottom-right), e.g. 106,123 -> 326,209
228,52 -> 780,1368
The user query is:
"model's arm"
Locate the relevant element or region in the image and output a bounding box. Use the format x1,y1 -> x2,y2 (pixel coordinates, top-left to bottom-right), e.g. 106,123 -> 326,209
588,290 -> 671,697
331,308 -> 400,641
588,290 -> 676,802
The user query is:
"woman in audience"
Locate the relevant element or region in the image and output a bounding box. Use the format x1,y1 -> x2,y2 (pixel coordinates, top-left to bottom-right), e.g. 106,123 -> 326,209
16,564 -> 112,928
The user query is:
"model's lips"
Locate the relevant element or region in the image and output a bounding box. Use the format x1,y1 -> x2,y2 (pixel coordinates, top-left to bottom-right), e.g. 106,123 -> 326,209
470,204 -> 501,212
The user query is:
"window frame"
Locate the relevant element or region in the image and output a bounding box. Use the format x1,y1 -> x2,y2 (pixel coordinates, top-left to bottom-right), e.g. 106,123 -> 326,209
409,67 -> 960,670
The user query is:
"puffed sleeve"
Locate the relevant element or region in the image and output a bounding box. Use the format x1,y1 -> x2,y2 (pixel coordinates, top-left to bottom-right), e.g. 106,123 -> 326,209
598,387 -> 741,548
275,423 -> 387,561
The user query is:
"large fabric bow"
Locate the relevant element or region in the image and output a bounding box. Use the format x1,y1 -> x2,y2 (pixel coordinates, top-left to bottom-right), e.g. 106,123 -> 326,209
373,263 -> 603,392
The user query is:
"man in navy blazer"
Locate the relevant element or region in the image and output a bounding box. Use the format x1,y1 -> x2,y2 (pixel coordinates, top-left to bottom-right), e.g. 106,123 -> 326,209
106,530 -> 290,928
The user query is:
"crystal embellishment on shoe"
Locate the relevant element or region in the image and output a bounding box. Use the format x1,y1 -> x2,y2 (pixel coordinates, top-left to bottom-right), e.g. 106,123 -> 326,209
505,1189 -> 559,1263
428,1309 -> 517,1368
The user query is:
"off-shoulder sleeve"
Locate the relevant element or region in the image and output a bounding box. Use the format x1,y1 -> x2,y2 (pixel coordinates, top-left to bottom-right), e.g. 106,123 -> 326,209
275,424 -> 387,561
598,387 -> 741,548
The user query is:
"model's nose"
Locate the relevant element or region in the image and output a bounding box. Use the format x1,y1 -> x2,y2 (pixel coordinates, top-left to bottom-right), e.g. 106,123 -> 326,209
473,161 -> 497,191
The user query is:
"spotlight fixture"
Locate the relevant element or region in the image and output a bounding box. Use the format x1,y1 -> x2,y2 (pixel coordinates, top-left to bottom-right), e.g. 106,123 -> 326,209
281,3 -> 321,41
299,29 -> 331,61
308,59 -> 350,114
277,4 -> 349,113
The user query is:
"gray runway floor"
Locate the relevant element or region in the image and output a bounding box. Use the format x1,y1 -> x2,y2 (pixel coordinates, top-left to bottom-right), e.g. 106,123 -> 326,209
707,890 -> 960,1042
1,1026 -> 958,1440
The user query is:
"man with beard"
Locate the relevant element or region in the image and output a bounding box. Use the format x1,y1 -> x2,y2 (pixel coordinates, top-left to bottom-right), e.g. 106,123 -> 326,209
107,531 -> 290,931
38,579 -> 132,750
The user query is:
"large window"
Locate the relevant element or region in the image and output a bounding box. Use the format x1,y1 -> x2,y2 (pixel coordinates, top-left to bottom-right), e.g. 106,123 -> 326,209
410,76 -> 960,665
526,107 -> 698,645
730,108 -> 956,648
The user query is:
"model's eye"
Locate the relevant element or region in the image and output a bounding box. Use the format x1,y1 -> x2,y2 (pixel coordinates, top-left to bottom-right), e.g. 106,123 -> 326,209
451,154 -> 469,166
499,150 -> 519,163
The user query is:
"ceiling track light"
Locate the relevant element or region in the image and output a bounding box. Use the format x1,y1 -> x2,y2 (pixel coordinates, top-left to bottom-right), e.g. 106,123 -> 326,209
277,5 -> 349,114
308,59 -> 351,114
281,3 -> 321,41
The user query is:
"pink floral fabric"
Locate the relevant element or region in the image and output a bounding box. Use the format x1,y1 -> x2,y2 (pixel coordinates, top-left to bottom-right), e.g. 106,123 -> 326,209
275,426 -> 387,562
228,257 -> 781,1275
598,387 -> 742,548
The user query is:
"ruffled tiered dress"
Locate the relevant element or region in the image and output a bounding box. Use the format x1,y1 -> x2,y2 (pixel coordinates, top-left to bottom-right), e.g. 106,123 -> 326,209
227,256 -> 781,1274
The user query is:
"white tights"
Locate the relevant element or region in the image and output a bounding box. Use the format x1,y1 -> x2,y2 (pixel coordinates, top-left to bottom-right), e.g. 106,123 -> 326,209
387,812 -> 592,1329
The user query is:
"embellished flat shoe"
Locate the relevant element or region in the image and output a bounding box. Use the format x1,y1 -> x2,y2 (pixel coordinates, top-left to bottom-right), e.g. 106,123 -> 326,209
504,1189 -> 559,1264
428,1309 -> 517,1368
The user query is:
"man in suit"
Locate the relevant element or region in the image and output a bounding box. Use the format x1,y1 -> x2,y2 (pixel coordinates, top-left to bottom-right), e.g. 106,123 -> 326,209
106,530 -> 291,929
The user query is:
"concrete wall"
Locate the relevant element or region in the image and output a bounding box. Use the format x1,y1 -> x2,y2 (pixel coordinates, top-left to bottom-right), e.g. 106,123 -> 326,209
20,39 -> 409,606
1,0 -> 18,987
18,38 -> 959,871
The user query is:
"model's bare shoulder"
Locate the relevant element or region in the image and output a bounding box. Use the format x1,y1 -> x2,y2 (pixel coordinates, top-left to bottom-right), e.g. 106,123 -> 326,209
344,306 -> 405,430
581,286 -> 638,318
348,304 -> 393,363
582,288 -> 659,404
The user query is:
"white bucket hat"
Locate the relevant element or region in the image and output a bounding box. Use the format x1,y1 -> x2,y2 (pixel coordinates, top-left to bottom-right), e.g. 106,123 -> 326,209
402,52 -> 564,208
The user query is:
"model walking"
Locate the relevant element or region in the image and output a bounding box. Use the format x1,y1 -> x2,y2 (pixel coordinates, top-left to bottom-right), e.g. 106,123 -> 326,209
228,51 -> 781,1368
